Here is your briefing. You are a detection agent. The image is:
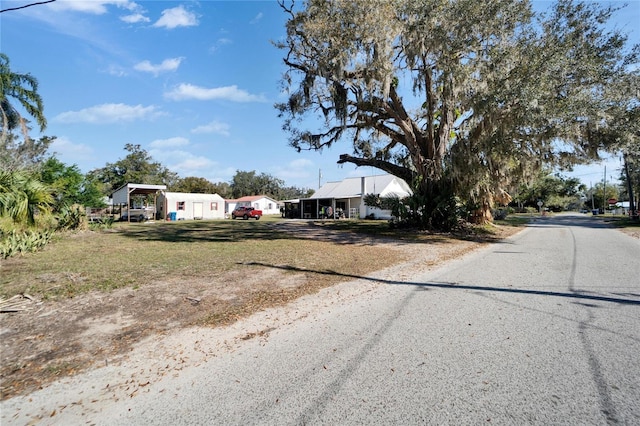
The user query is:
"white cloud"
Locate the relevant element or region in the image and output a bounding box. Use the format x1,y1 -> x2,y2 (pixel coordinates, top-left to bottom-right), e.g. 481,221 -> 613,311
121,13 -> 150,24
164,83 -> 266,102
290,158 -> 314,169
153,5 -> 198,29
148,147 -> 237,181
191,120 -> 230,136
272,158 -> 315,182
105,64 -> 128,77
49,136 -> 94,162
174,156 -> 214,170
17,2 -> 144,58
209,38 -> 232,53
54,103 -> 163,124
150,149 -> 215,174
134,57 -> 183,76
149,137 -> 190,149
50,0 -> 138,14
250,12 -> 263,24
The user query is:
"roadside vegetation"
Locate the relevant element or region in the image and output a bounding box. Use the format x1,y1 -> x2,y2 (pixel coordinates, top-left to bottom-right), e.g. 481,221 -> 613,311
0,215 -> 528,302
1,218 -> 403,301
0,216 -> 524,399
592,214 -> 640,229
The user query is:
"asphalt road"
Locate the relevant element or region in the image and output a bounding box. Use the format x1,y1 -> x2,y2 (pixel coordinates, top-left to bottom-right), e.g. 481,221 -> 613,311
4,213 -> 640,425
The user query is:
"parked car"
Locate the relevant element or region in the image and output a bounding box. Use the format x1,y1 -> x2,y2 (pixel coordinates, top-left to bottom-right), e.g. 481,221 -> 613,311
121,207 -> 154,222
231,206 -> 262,220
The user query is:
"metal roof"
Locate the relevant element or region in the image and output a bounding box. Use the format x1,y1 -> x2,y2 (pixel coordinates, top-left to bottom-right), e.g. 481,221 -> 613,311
161,192 -> 224,202
309,174 -> 411,199
229,195 -> 279,203
112,183 -> 167,205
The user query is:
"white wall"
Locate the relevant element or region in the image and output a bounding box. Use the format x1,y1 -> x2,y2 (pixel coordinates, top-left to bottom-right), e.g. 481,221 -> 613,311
158,192 -> 225,220
254,197 -> 280,215
230,197 -> 281,215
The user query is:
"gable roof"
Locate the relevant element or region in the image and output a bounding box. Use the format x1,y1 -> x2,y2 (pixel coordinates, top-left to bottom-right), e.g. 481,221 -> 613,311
310,174 -> 411,199
161,191 -> 224,202
227,195 -> 279,203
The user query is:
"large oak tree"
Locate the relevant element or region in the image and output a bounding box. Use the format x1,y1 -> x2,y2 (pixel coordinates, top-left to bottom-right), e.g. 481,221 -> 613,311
590,73 -> 640,218
275,0 -> 636,228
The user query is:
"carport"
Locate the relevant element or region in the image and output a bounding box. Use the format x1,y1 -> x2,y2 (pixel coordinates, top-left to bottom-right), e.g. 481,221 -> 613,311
111,183 -> 167,222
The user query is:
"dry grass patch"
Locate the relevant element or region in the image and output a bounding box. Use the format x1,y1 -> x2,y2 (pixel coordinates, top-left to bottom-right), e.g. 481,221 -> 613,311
0,218 -> 524,400
0,219 -> 403,399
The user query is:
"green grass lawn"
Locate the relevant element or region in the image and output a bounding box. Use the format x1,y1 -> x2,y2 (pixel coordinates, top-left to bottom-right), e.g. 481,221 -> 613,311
0,213 -> 549,301
0,218 -> 404,300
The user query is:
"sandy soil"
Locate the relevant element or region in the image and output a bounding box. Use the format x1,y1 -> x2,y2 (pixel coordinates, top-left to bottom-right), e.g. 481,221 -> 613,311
0,222 -> 536,403
1,219 -> 637,424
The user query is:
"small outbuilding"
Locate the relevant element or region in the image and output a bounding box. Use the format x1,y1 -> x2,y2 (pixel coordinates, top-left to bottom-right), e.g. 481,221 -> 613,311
111,183 -> 167,221
158,192 -> 225,220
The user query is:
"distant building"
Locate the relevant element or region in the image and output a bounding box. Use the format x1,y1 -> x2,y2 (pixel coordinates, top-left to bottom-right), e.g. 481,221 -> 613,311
158,192 -> 225,220
226,195 -> 281,216
294,174 -> 412,220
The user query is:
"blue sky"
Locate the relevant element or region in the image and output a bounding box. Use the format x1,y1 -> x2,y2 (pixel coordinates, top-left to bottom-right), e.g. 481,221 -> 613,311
1,0 -> 639,192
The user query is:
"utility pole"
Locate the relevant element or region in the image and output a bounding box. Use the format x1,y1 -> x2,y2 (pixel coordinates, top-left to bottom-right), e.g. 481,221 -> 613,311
624,152 -> 638,221
603,165 -> 606,213
318,169 -> 322,189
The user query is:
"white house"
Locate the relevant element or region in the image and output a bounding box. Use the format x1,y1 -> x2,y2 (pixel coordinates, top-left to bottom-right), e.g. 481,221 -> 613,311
226,195 -> 281,216
297,174 -> 412,219
158,192 -> 225,220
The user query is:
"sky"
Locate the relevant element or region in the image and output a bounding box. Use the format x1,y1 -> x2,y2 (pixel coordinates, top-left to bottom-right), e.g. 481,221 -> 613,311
1,0 -> 639,192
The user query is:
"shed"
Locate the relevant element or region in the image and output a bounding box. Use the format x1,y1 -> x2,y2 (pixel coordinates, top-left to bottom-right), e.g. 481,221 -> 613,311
298,174 -> 411,219
158,192 -> 225,220
111,183 -> 167,221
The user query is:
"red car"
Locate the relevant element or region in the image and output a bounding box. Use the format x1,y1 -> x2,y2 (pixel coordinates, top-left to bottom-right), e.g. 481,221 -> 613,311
231,206 -> 262,220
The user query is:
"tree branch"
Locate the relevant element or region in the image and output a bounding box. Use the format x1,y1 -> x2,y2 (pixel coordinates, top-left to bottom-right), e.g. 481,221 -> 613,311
337,154 -> 414,184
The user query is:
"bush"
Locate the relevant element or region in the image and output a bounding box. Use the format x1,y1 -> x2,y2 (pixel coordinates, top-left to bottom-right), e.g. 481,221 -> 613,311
57,204 -> 88,230
493,209 -> 508,220
89,216 -> 115,230
0,228 -> 55,259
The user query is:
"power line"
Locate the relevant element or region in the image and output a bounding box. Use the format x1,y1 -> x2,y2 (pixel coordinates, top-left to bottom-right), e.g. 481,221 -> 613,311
1,0 -> 56,14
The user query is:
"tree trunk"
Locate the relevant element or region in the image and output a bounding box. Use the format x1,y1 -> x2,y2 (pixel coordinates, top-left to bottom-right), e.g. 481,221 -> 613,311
470,203 -> 493,224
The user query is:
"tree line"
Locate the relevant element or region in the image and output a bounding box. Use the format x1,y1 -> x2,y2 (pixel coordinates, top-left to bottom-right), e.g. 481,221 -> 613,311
2,133 -> 313,228
87,143 -> 314,201
3,0 -> 640,240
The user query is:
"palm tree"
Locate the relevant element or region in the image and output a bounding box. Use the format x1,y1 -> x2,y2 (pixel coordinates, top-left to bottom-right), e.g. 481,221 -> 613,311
0,169 -> 52,226
0,53 -> 47,143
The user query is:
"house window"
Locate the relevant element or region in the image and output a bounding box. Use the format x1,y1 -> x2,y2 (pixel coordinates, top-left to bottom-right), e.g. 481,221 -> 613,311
268,203 -> 273,210
211,202 -> 218,210
177,201 -> 185,211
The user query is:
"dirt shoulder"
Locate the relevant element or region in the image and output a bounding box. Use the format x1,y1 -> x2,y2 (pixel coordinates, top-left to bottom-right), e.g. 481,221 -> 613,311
619,227 -> 640,240
1,222 -> 521,401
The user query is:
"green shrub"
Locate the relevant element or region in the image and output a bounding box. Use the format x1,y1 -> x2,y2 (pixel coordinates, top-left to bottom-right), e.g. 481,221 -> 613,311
493,208 -> 508,220
0,228 -> 55,259
57,204 -> 88,230
88,216 -> 115,230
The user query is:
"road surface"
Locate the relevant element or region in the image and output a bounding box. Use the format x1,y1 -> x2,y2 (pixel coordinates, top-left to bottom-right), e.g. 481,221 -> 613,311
3,213 -> 639,425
